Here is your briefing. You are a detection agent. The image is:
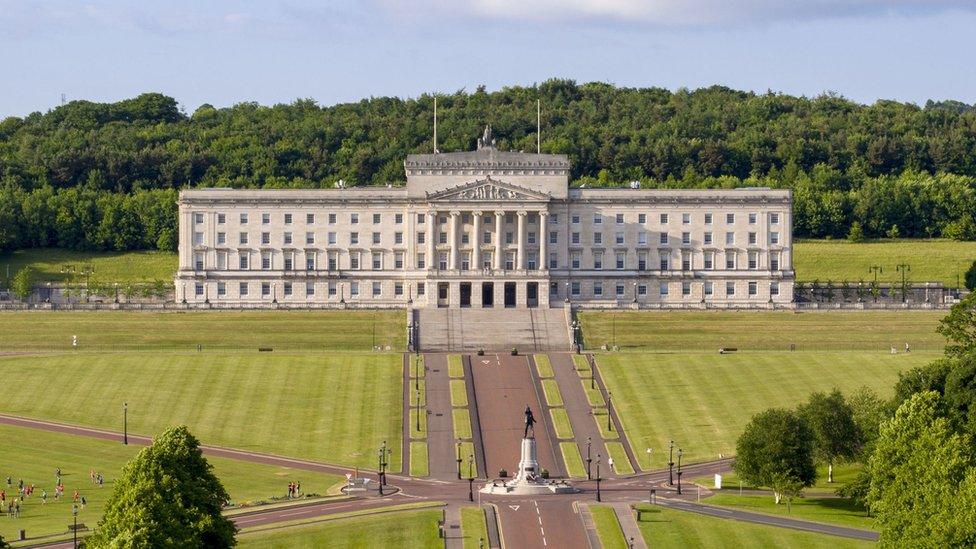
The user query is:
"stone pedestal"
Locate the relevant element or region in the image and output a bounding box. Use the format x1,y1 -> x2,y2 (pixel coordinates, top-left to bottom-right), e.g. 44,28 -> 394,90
480,437 -> 576,495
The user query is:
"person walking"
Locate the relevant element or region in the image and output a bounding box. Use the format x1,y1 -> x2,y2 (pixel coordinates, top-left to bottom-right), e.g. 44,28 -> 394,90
42,490 -> 47,504
81,495 -> 87,509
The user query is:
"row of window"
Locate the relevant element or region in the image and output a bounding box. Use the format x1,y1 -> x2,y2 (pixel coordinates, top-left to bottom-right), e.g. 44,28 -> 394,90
194,280 -> 423,299
566,280 -> 781,298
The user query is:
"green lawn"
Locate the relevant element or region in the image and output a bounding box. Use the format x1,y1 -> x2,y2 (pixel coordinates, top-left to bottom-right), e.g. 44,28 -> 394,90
549,408 -> 574,439
579,310 -> 945,351
459,442 -> 478,478
541,379 -> 564,407
409,442 -> 429,478
704,493 -> 874,531
606,442 -> 634,475
794,238 -> 976,286
636,506 -> 873,549
410,408 -> 427,438
594,409 -> 618,440
0,248 -> 178,286
448,355 -> 465,378
450,379 -> 469,407
534,355 -> 555,378
581,380 -> 605,407
0,423 -> 343,541
590,505 -> 628,549
410,380 -> 427,407
573,354 -> 591,373
0,352 -> 403,470
0,310 -> 405,352
237,508 -> 443,548
410,355 -> 426,379
560,442 -> 587,478
599,351 -> 933,465
453,409 -> 473,440
460,507 -> 490,549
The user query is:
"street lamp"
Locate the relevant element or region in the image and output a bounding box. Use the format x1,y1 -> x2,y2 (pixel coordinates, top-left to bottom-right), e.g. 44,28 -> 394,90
72,503 -> 79,548
676,448 -> 684,495
596,454 -> 602,502
468,454 -> 475,502
586,436 -> 592,480
407,320 -> 414,353
123,402 -> 128,445
456,439 -> 463,480
897,263 -> 911,303
607,391 -> 613,432
378,446 -> 385,496
632,281 -> 638,304
380,440 -> 388,486
645,448 -> 652,471
668,440 -> 674,486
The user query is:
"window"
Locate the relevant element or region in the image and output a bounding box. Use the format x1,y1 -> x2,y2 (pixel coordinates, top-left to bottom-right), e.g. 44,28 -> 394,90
704,232 -> 712,245
284,254 -> 293,271
638,252 -> 647,271
571,215 -> 580,225
748,252 -> 758,270
239,232 -> 249,245
261,232 -> 270,245
572,232 -> 581,245
770,213 -> 780,224
505,252 -> 515,270
284,213 -> 293,224
771,282 -> 780,296
616,253 -> 625,270
306,282 -> 315,296
660,283 -> 669,296
240,213 -> 248,224
350,213 -> 359,224
484,232 -> 492,244
372,282 -> 382,296
616,284 -> 625,297
194,212 -> 204,224
239,254 -> 249,269
239,282 -> 249,296
725,232 -> 735,245
307,213 -> 315,224
284,282 -> 293,296
329,213 -> 337,224
417,283 -> 425,296
328,232 -> 337,245
549,214 -> 558,224
194,253 -> 204,270
262,213 -> 270,225
704,282 -> 713,296
193,231 -> 203,245
217,232 -> 226,245
726,252 -> 736,270
549,252 -> 558,269
395,283 -> 404,296
217,213 -> 226,224
682,282 -> 691,296
704,213 -> 712,224
350,282 -> 359,296
350,253 -> 360,270
637,284 -> 647,296
373,213 -> 381,224
659,232 -> 668,245
748,232 -> 757,245
216,252 -> 226,269
417,213 -> 425,224
440,231 -> 448,244
748,281 -> 758,296
416,253 -> 426,269
726,213 -> 735,224
550,282 -> 559,297
770,232 -> 779,245
328,252 -> 338,270
283,232 -> 292,245
195,283 -> 204,296
660,213 -> 669,224
615,232 -> 624,245
594,232 -> 603,245
262,282 -> 270,297
571,282 -> 581,296
549,231 -> 558,244
462,213 -> 470,224
593,215 -> 603,225
615,213 -> 624,224
395,232 -> 403,245
704,252 -> 713,270
593,252 -> 603,270
682,213 -> 690,224
726,282 -> 735,296
505,232 -> 514,245
682,252 -> 691,271
394,252 -> 404,269
306,253 -> 316,270
395,213 -> 403,224
350,232 -> 359,245
328,282 -> 337,296
439,252 -> 448,270
261,252 -> 271,270
527,232 -> 536,245
571,252 -> 581,269
638,213 -> 646,224
373,232 -> 381,245
417,232 -> 425,244
770,253 -> 780,271
306,232 -> 315,245
638,232 -> 647,245
660,252 -> 670,270
682,232 -> 690,246
593,282 -> 603,296
372,252 -> 382,270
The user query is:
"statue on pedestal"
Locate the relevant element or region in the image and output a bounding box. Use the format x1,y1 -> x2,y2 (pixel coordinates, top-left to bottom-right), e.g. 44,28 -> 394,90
524,405 -> 536,438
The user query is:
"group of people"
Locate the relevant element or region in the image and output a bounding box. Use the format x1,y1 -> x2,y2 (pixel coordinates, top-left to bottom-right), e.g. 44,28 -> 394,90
3,468 -> 95,519
286,481 -> 302,498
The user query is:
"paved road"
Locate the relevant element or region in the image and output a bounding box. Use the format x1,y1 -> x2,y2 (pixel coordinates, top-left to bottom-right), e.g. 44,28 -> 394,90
422,354 -> 460,480
549,352 -> 608,479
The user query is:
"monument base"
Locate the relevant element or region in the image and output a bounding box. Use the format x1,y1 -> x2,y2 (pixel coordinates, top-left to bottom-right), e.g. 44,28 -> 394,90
480,437 -> 577,495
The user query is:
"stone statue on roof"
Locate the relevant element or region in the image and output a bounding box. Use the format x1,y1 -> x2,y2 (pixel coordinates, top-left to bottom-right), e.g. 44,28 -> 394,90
477,124 -> 496,150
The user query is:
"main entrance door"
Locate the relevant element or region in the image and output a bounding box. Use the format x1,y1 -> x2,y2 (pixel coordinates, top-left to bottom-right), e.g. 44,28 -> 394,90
460,282 -> 472,308
437,282 -> 449,308
482,282 -> 494,308
504,282 -> 516,308
527,282 -> 538,308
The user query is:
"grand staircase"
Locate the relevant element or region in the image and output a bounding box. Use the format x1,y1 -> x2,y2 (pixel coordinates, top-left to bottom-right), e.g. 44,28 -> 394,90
416,308 -> 572,352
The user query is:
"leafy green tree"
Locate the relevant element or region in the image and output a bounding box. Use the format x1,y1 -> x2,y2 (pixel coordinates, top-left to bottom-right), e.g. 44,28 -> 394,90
868,391 -> 976,547
965,260 -> 976,291
11,266 -> 35,299
944,353 -> 976,435
88,425 -> 236,548
0,532 -> 9,548
847,221 -> 865,242
798,390 -> 862,482
734,408 -> 817,503
937,292 -> 976,357
847,386 -> 887,455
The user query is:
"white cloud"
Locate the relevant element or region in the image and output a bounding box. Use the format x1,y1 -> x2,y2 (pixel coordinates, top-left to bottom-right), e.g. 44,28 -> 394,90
377,0 -> 976,26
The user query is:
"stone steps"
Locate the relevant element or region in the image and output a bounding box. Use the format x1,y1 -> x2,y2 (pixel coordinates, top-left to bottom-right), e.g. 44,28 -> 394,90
417,308 -> 571,352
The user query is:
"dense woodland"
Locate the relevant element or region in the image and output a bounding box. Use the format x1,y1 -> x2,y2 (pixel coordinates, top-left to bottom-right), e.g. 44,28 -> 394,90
2,79 -> 976,253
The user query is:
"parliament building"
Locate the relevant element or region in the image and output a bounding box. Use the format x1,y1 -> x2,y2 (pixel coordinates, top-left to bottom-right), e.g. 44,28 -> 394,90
176,127 -> 794,309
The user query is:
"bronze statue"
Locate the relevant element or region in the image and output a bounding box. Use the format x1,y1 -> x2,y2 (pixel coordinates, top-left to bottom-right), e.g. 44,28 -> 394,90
524,405 -> 536,438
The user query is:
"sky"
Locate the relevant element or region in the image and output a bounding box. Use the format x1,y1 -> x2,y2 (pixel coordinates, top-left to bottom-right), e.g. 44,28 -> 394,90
2,0 -> 976,117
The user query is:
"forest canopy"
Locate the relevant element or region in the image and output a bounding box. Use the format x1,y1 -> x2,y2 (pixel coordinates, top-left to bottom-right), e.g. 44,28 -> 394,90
2,79 -> 976,253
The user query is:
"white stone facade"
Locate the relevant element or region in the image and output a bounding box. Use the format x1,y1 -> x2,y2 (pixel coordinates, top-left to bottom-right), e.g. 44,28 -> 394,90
176,132 -> 794,309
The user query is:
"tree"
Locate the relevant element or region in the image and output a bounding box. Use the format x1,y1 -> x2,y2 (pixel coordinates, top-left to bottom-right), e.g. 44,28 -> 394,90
798,390 -> 862,482
965,260 -> 976,291
734,408 -> 817,503
88,425 -> 236,548
847,386 -> 887,455
11,266 -> 35,300
0,533 -> 9,549
847,221 -> 865,242
937,292 -> 976,357
868,391 -> 976,547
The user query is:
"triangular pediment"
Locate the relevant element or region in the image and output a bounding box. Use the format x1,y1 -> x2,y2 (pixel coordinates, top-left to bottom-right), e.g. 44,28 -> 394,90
425,177 -> 550,202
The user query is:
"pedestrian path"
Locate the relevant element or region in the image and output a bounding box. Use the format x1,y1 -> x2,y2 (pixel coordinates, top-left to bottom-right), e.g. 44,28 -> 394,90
611,501 -> 647,548
424,354 -> 459,480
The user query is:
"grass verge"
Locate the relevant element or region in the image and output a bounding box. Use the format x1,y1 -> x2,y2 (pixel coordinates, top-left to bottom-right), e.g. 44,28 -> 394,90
560,442 -> 587,478
453,408 -> 473,440
605,442 -> 634,475
589,505 -> 628,549
237,507 -> 444,548
541,379 -> 564,407
451,379 -> 469,407
461,507 -> 490,549
534,354 -> 555,378
449,355 -> 465,378
409,442 -> 429,478
549,408 -> 574,440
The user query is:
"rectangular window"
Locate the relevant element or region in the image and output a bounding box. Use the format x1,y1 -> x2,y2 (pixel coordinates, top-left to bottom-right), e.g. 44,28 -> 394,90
704,252 -> 713,270
749,281 -> 758,296
550,214 -> 558,224
395,282 -> 404,296
704,213 -> 712,224
284,213 -> 293,224
439,252 -> 448,270
395,213 -> 403,224
660,283 -> 669,296
770,232 -> 779,245
527,232 -> 536,245
373,232 -> 381,245
682,232 -> 690,246
549,231 -> 558,244
350,253 -> 360,270
217,282 -> 226,296
262,213 -> 270,225
193,253 -> 204,271
660,254 -> 670,270
748,252 -> 758,270
239,254 -> 249,270
659,232 -> 668,245
616,284 -> 625,297
329,213 -> 337,224
682,213 -> 690,224
306,282 -> 315,296
440,231 -> 448,244
748,232 -> 757,245
239,232 -> 249,245
571,215 -> 580,225
771,282 -> 780,296
350,213 -> 359,224
593,215 -> 603,225
195,283 -> 204,296
505,232 -> 514,245
704,282 -> 714,296
571,282 -> 581,296
284,254 -> 293,271
417,232 -> 425,244
638,252 -> 647,271
372,282 -> 382,296
350,232 -> 359,245
395,232 -> 403,245
240,213 -> 248,224
593,282 -> 603,296
372,213 -> 381,224
549,252 -> 558,269
261,252 -> 271,270
616,253 -> 625,270
726,232 -> 735,245
194,212 -> 204,224
306,253 -> 316,270
328,252 -> 338,270
395,252 -> 404,269
350,282 -> 359,296
217,213 -> 226,224
660,213 -> 668,224
417,282 -> 425,296
193,232 -> 203,245
615,232 -> 624,245
417,213 -> 425,224
726,282 -> 735,296
771,253 -> 780,271
637,284 -> 647,296
372,252 -> 382,270
217,232 -> 226,245
239,282 -> 249,296
306,232 -> 315,245
770,213 -> 780,224
572,232 -> 580,245
638,213 -> 646,224
594,232 -> 603,245
283,232 -> 292,245
284,282 -> 293,296
748,213 -> 757,225
484,231 -> 492,244
328,282 -> 337,296
262,282 -> 270,296
638,232 -> 647,245
682,282 -> 691,296
327,232 -> 337,245
217,252 -> 226,270
307,213 -> 315,224
261,232 -> 270,245
726,213 -> 735,224
593,252 -> 603,270
416,253 -> 425,269
726,252 -> 736,270
704,232 -> 712,245
571,252 -> 581,269
615,213 -> 624,224
682,253 -> 691,271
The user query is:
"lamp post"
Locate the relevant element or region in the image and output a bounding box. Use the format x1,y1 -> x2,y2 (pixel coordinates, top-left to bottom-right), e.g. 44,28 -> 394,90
456,439 -> 463,480
668,440 -> 674,486
380,440 -> 388,486
378,446 -> 385,495
415,354 -> 420,390
897,263 -> 911,303
123,402 -> 128,445
80,263 -> 94,302
415,388 -> 421,433
468,454 -> 474,502
632,281 -> 638,304
586,436 -> 592,480
869,265 -> 882,302
607,391 -> 613,432
407,320 -> 414,353
645,447 -> 652,471
72,503 -> 78,548
596,454 -> 602,502
676,448 -> 684,495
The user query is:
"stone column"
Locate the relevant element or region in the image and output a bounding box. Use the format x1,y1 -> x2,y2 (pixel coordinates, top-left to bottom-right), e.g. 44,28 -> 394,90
449,211 -> 460,270
179,208 -> 192,270
471,211 -> 482,271
406,209 -> 415,270
516,210 -> 527,270
426,211 -> 436,270
494,211 -> 504,270
539,211 -> 549,271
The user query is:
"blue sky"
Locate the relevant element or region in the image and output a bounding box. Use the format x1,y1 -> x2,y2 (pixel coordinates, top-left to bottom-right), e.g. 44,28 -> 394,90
2,1 -> 975,116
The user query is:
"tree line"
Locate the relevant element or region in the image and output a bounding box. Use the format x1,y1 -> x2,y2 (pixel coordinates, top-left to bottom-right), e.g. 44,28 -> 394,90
2,81 -> 976,253
734,294 -> 976,545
